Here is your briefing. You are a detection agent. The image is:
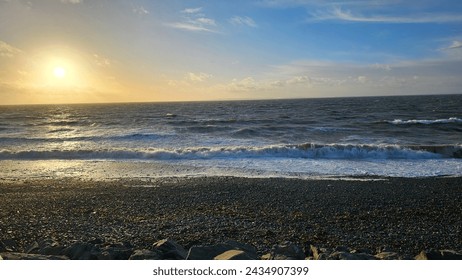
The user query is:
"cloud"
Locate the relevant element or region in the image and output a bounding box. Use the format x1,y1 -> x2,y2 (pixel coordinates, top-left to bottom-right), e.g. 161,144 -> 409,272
187,72 -> 212,82
93,54 -> 111,67
373,63 -> 392,71
219,56 -> 462,97
445,40 -> 462,50
357,75 -> 367,83
230,16 -> 257,28
0,40 -> 21,58
286,75 -> 311,85
166,72 -> 213,87
164,22 -> 216,33
310,7 -> 462,23
263,0 -> 462,25
166,7 -> 218,33
181,7 -> 203,14
227,77 -> 259,91
133,6 -> 149,15
196,17 -> 216,26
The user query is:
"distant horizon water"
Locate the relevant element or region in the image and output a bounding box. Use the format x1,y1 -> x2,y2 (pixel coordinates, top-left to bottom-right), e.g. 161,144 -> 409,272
2,92 -> 462,107
1,94 -> 461,179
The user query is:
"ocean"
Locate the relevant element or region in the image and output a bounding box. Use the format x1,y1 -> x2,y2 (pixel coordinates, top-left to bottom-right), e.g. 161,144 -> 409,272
1,94 -> 461,179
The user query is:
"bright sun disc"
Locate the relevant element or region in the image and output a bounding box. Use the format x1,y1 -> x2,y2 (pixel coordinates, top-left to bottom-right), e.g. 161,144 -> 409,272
53,67 -> 66,78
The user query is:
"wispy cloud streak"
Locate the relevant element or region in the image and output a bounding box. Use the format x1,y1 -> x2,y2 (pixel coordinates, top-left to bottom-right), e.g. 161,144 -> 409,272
445,41 -> 462,49
182,7 -> 203,14
0,40 -> 22,58
310,7 -> 462,23
165,7 -> 218,33
164,22 -> 216,33
230,16 -> 258,28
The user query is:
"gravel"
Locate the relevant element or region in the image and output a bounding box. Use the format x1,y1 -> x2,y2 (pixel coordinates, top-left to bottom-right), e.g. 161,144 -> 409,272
1,176 -> 461,257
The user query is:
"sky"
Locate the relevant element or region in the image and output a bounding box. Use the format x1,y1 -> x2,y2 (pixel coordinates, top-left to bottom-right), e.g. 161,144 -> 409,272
1,0 -> 462,104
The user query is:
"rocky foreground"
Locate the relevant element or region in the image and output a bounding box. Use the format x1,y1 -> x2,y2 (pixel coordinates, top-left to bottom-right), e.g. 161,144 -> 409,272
1,176 -> 461,260
1,237 -> 462,260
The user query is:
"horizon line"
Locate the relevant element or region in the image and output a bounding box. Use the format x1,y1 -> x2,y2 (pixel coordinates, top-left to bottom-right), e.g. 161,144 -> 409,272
1,92 -> 461,107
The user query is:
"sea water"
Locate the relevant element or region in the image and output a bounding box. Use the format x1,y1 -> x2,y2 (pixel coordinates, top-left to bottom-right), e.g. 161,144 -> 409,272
1,94 -> 461,179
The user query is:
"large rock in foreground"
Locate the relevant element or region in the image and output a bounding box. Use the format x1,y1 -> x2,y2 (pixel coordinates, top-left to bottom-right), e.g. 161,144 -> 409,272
152,239 -> 187,260
2,237 -> 461,261
187,240 -> 258,260
0,252 -> 68,260
415,249 -> 462,260
214,250 -> 255,260
262,242 -> 305,260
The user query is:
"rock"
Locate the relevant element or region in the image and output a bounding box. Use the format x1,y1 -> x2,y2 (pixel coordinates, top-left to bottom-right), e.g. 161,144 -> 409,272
88,237 -> 104,245
62,241 -> 100,260
305,245 -> 332,260
354,253 -> 378,260
328,251 -> 354,260
0,252 -> 68,260
224,240 -> 258,259
306,244 -> 320,260
376,245 -> 394,253
187,240 -> 258,260
152,239 -> 187,260
0,240 -> 17,252
129,249 -> 163,260
267,242 -> 305,260
62,241 -> 133,260
187,244 -> 235,260
26,239 -> 64,255
334,246 -> 350,252
317,253 -> 330,260
415,250 -> 437,260
329,251 -> 377,260
375,252 -> 399,260
416,249 -> 462,260
439,250 -> 462,260
350,248 -> 374,255
214,250 -> 255,260
40,241 -> 65,256
26,241 -> 40,254
97,243 -> 133,260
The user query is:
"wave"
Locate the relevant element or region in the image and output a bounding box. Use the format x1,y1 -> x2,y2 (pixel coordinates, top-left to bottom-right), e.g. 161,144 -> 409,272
311,127 -> 355,132
232,128 -> 260,137
184,125 -> 231,133
111,133 -> 171,141
1,143 -> 461,161
389,117 -> 462,125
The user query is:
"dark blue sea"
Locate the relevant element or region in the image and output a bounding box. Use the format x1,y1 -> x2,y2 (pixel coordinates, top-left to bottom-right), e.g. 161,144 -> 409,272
1,94 -> 461,178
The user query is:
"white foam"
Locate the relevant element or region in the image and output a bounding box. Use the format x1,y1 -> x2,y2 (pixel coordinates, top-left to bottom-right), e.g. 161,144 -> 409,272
1,158 -> 460,180
0,143 -> 446,161
175,158 -> 462,178
390,117 -> 462,125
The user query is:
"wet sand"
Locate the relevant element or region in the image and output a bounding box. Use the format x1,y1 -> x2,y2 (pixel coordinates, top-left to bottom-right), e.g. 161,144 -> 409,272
1,176 -> 461,258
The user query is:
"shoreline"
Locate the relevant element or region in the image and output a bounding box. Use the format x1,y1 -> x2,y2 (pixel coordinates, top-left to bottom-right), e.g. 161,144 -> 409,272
1,158 -> 462,180
1,176 -> 461,259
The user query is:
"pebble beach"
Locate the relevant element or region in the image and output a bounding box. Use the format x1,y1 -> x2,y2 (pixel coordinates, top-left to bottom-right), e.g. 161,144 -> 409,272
1,176 -> 461,260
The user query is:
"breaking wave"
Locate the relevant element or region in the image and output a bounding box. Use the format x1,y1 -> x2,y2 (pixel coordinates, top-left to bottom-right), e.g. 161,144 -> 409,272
1,143 -> 461,160
389,117 -> 462,125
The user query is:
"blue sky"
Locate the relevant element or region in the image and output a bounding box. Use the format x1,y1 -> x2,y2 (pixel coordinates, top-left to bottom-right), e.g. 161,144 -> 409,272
0,0 -> 462,104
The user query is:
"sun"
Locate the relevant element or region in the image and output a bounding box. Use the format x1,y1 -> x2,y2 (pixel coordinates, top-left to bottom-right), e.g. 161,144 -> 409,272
53,67 -> 66,78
